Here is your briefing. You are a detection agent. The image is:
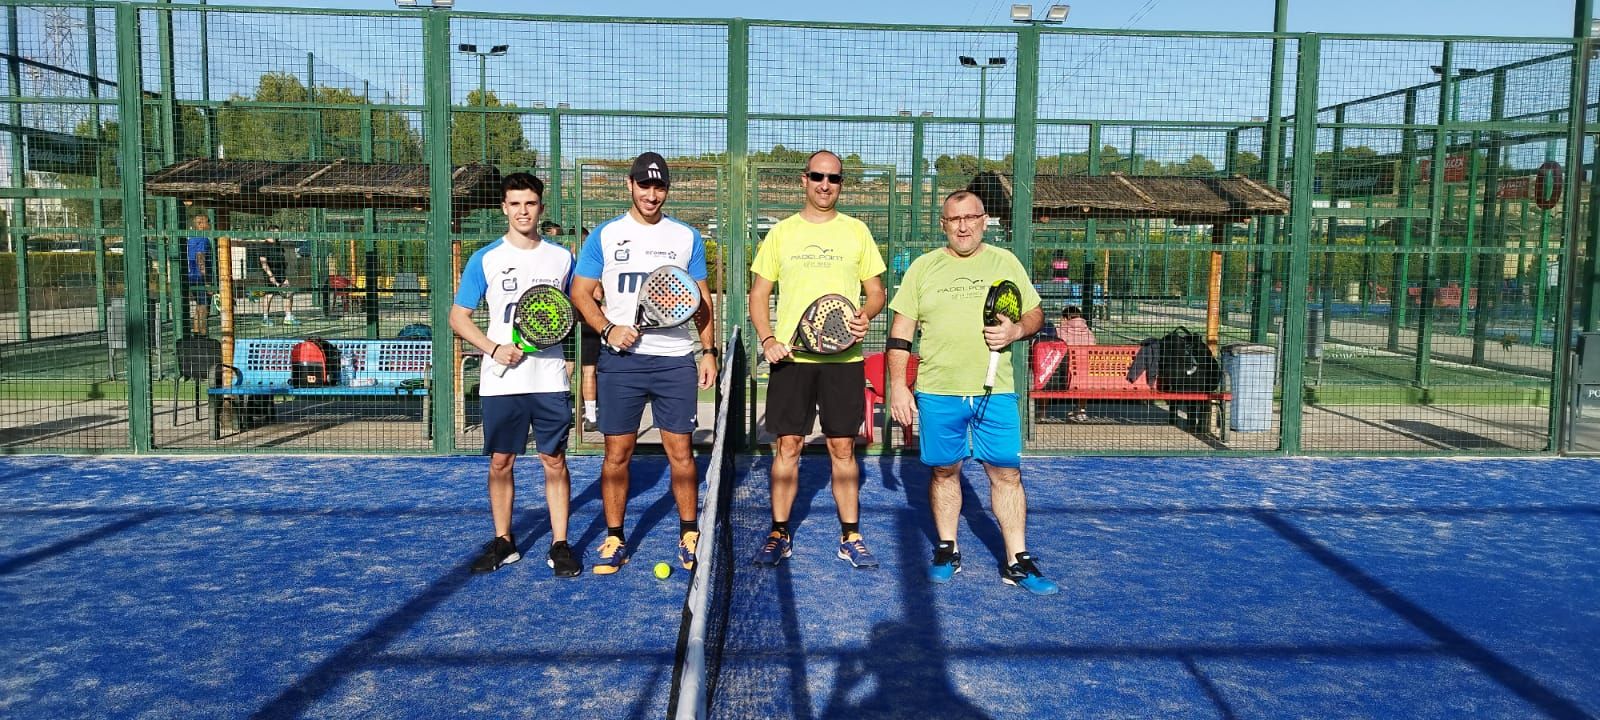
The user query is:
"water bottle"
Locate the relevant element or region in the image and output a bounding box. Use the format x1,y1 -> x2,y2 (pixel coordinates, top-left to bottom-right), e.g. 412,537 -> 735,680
341,352 -> 354,385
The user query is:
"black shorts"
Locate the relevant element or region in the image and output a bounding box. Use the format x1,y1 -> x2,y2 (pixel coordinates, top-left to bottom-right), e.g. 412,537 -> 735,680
580,325 -> 600,366
764,361 -> 864,438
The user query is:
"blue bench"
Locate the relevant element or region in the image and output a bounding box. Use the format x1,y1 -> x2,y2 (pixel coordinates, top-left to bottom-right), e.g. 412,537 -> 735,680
209,338 -> 432,439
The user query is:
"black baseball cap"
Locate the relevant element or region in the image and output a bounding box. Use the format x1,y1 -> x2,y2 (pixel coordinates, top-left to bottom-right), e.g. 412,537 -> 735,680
628,152 -> 670,187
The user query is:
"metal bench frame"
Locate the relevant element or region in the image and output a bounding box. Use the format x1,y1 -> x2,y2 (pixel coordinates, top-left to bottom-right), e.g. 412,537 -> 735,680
208,338 -> 432,439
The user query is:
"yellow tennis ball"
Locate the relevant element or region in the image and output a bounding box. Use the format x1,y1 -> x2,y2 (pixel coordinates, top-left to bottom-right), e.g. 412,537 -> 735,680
653,561 -> 672,580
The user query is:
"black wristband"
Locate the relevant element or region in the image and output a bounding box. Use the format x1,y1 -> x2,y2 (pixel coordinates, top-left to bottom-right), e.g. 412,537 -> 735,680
490,344 -> 501,357
885,337 -> 913,352
700,347 -> 721,359
760,335 -> 776,346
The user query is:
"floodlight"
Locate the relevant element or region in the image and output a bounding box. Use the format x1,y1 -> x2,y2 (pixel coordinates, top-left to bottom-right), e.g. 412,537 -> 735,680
959,55 -> 977,67
898,110 -> 912,117
395,0 -> 417,6
920,111 -> 934,117
490,44 -> 510,55
1011,4 -> 1033,22
458,43 -> 476,53
1045,5 -> 1070,22
556,102 -> 570,109
989,57 -> 1007,66
431,0 -> 453,6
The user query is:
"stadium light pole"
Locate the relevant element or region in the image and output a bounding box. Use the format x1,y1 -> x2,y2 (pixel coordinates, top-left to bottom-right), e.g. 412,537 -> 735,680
458,43 -> 510,162
959,55 -> 1006,172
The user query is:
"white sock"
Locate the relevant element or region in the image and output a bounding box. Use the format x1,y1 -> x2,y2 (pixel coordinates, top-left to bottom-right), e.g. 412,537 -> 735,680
584,401 -> 597,422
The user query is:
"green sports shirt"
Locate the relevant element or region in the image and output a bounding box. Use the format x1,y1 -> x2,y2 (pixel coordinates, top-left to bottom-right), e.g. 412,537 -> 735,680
887,244 -> 1040,395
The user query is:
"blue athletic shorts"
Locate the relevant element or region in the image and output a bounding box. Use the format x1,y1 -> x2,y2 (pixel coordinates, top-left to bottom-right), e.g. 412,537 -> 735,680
481,392 -> 572,456
597,350 -> 698,436
915,392 -> 1022,469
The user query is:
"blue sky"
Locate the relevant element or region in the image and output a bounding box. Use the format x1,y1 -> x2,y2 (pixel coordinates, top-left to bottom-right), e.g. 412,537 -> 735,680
223,0 -> 1590,38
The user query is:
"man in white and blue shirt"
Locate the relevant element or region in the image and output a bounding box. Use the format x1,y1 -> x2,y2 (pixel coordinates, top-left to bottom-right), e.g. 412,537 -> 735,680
450,172 -> 581,577
571,152 -> 718,576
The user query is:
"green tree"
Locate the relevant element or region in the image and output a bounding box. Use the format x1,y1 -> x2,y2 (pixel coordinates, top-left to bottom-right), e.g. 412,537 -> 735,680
450,88 -> 538,167
217,72 -> 424,163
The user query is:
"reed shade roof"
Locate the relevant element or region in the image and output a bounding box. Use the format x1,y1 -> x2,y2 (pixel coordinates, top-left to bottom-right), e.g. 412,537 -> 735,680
146,158 -> 503,212
1371,216 -> 1532,240
965,171 -> 1290,225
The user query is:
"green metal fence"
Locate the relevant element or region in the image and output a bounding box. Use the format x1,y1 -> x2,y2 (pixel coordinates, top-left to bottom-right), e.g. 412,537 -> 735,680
0,1 -> 1593,455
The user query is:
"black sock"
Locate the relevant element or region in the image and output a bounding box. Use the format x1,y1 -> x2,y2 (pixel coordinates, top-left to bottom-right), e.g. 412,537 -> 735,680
840,521 -> 860,541
679,519 -> 698,536
607,526 -> 625,542
771,520 -> 790,537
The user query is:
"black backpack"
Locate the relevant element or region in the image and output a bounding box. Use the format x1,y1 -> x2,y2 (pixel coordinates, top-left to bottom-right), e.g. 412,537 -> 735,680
1155,327 -> 1221,393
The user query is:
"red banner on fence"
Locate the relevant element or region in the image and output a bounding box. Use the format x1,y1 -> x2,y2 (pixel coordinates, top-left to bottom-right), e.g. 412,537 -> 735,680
1496,175 -> 1533,199
1416,154 -> 1468,183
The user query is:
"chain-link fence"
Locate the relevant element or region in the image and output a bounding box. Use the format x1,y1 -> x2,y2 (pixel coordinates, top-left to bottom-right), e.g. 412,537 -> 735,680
1,2 -> 1591,455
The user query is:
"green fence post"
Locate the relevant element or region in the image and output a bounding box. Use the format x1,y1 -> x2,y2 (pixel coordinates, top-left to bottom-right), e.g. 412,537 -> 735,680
7,6 -> 28,342
1391,89 -> 1419,351
1556,25 -> 1593,448
1469,70 -> 1508,364
117,3 -> 152,452
87,5 -> 109,334
1279,32 -> 1320,454
548,106 -> 563,223
1415,42 -> 1459,390
1253,3 -> 1290,343
727,18 -> 753,446
1011,24 -> 1040,422
424,9 -> 455,450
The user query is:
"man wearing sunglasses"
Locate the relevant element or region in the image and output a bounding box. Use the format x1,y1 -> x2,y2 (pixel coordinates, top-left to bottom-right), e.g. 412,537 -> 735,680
883,190 -> 1059,596
748,150 -> 887,570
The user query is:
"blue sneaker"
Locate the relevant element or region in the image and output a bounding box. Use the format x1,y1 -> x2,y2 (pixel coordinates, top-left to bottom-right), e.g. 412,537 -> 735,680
1001,552 -> 1060,596
928,541 -> 961,583
751,531 -> 792,567
592,535 -> 628,575
678,530 -> 699,571
837,532 -> 879,569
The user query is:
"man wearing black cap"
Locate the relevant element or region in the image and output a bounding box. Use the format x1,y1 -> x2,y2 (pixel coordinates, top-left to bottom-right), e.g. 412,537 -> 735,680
571,152 -> 718,576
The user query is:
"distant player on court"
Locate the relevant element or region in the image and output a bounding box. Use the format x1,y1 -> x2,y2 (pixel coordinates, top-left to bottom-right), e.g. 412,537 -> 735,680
570,152 -> 718,576
748,149 -> 886,569
449,172 -> 580,577
885,190 -> 1059,595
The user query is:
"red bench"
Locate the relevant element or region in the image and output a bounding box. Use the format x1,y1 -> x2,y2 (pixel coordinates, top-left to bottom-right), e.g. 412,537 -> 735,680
1030,342 -> 1231,438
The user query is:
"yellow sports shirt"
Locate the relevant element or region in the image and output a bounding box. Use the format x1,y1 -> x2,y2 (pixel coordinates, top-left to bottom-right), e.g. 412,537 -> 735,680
751,213 -> 885,364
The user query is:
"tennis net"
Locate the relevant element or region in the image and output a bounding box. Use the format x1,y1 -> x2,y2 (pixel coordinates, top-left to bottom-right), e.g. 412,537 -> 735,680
669,325 -> 746,720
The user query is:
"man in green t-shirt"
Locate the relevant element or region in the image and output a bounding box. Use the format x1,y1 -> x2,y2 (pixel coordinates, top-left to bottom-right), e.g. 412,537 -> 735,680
884,190 -> 1059,595
749,150 -> 887,569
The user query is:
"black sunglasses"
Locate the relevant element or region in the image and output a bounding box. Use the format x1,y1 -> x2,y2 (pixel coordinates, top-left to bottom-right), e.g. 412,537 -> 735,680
805,171 -> 844,184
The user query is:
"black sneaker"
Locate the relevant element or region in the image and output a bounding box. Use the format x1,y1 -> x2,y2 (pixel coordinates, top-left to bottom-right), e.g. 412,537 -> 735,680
1000,551 -> 1060,596
928,541 -> 962,583
547,541 -> 581,578
471,535 -> 520,573
583,419 -> 599,433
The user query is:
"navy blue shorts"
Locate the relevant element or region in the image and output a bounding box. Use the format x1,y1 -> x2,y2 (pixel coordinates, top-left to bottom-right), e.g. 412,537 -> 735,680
597,350 -> 697,436
481,392 -> 572,456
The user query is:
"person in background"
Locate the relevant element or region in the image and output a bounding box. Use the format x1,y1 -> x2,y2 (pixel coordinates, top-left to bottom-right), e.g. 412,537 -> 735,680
1058,305 -> 1096,423
185,213 -> 213,337
257,226 -> 296,326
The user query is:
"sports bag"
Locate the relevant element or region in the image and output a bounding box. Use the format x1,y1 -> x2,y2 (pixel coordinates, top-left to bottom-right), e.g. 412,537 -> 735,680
1154,327 -> 1221,394
289,337 -> 342,388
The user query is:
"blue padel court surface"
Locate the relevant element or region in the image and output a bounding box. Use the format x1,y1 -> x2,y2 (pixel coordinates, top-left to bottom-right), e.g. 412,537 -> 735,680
4,454 -> 1599,719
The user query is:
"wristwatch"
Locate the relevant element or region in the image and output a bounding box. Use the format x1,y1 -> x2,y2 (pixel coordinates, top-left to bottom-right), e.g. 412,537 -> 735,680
697,347 -> 721,361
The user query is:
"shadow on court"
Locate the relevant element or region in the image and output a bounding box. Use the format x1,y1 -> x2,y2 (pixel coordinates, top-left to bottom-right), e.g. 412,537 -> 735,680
713,455 -> 1600,719
3,454 -> 1598,718
0,454 -> 697,719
